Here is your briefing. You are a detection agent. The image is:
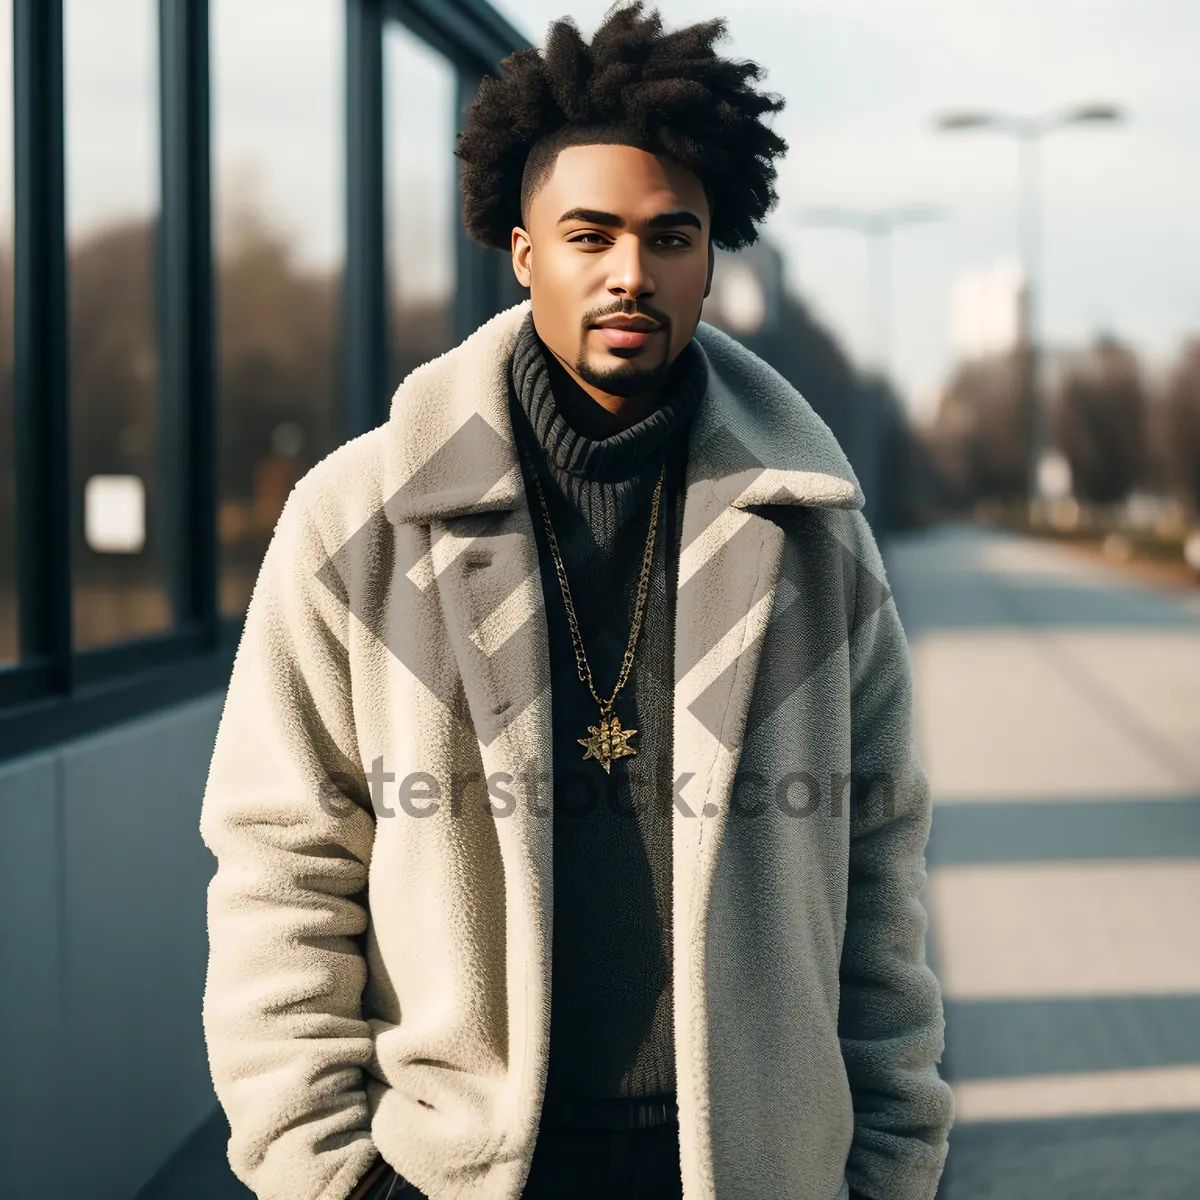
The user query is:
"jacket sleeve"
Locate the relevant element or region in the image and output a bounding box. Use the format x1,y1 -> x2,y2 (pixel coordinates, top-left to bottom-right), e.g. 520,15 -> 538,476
838,512 -> 955,1200
199,483 -> 381,1200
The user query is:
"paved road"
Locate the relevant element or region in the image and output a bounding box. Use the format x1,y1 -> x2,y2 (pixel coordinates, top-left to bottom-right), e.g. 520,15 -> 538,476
885,521 -> 1200,1199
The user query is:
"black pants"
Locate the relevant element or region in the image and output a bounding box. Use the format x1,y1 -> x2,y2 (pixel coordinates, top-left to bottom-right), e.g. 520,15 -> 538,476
360,1121 -> 684,1200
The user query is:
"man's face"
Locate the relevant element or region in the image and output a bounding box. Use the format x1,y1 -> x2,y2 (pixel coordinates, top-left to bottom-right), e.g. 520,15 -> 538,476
511,143 -> 714,404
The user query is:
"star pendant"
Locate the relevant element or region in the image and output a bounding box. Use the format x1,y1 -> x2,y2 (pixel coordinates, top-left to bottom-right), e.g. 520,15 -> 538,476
578,711 -> 638,774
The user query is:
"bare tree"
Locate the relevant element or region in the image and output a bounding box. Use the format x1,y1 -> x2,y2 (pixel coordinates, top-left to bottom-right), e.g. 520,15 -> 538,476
1157,337 -> 1200,517
217,206 -> 341,508
926,346 -> 1031,504
1051,332 -> 1147,504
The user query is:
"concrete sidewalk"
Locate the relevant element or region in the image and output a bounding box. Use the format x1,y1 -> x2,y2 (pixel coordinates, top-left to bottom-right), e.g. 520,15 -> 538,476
885,521 -> 1200,1199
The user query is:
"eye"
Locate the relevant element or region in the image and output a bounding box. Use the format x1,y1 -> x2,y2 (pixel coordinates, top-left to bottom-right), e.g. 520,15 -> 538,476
568,232 -> 691,247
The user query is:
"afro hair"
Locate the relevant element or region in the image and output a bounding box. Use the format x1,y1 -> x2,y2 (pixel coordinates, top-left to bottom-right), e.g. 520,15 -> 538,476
454,1 -> 788,253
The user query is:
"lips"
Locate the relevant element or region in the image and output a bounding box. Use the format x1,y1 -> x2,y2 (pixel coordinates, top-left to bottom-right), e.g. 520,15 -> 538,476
591,317 -> 662,350
594,326 -> 659,349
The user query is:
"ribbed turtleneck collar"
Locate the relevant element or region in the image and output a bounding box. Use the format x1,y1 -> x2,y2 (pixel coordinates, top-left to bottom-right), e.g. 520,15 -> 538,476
508,310 -> 708,496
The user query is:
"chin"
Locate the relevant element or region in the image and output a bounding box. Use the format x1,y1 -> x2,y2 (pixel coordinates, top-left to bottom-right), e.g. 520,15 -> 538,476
577,358 -> 668,398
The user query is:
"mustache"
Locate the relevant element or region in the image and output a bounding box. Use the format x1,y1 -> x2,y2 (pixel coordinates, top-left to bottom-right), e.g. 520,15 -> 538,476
584,300 -> 671,327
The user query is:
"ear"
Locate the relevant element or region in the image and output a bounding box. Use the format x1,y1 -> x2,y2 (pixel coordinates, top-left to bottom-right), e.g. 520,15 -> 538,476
703,239 -> 715,299
512,226 -> 532,289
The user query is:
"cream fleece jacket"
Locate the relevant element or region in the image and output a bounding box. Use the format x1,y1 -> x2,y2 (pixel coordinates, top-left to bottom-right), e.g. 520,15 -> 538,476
199,299 -> 954,1200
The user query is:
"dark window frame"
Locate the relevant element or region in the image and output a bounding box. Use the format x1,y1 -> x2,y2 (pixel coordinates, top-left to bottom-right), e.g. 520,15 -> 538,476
0,0 -> 528,764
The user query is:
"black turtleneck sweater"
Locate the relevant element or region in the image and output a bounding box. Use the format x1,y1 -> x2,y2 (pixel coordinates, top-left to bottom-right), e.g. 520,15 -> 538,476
506,313 -> 708,1119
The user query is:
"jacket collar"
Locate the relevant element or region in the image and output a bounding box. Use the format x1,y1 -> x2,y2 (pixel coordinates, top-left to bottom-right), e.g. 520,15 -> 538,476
382,299 -> 863,525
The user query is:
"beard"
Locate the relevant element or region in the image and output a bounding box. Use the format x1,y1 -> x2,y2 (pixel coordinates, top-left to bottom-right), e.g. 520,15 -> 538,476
573,346 -> 672,398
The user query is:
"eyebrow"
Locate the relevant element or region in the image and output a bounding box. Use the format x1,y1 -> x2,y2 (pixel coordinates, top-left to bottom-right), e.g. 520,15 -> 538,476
556,208 -> 703,232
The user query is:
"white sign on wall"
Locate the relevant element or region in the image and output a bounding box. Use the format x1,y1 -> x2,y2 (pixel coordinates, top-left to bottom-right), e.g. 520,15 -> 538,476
84,475 -> 146,554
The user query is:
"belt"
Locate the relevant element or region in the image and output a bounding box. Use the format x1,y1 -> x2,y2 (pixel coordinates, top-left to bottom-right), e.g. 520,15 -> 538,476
539,1094 -> 678,1130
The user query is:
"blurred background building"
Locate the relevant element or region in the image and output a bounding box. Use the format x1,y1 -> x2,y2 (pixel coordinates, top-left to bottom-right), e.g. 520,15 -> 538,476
1,1 -> 1198,1198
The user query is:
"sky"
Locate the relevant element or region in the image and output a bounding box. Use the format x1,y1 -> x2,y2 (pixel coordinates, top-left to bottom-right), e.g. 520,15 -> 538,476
0,0 -> 1197,420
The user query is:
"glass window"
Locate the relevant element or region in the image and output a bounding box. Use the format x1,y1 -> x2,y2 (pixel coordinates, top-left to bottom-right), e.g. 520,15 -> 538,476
213,0 -> 344,618
385,24 -> 456,385
65,0 -> 166,652
0,0 -> 13,668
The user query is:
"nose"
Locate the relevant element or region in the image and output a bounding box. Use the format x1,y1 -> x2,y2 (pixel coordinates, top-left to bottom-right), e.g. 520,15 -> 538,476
606,234 -> 655,302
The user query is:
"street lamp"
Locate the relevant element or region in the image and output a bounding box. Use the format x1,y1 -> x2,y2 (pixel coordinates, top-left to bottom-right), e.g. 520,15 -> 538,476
794,204 -> 945,383
934,102 -> 1124,504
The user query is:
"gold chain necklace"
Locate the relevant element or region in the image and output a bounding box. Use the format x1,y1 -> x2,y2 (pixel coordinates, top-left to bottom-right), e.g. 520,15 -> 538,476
518,441 -> 665,773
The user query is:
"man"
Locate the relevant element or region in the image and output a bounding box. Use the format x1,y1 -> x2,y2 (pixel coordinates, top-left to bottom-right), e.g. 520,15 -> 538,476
199,4 -> 954,1199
